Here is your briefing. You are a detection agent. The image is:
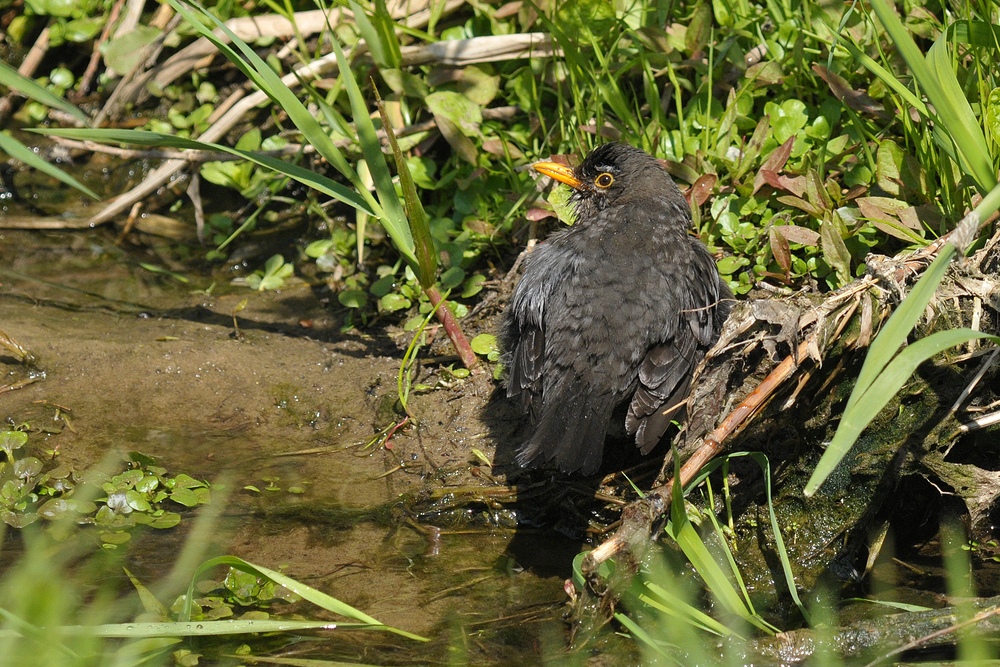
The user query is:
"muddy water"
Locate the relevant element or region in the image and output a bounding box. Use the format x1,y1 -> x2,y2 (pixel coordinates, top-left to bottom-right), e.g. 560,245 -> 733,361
0,230 -> 614,664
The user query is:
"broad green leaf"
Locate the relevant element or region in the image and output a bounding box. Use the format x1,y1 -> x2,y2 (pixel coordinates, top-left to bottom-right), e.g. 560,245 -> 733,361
819,216 -> 851,285
338,289 -> 368,308
425,91 -> 482,136
470,333 -> 497,356
461,273 -> 487,298
25,0 -> 75,18
457,65 -> 500,106
439,266 -> 464,291
380,293 -> 411,312
0,430 -> 28,458
64,17 -> 105,42
101,26 -> 162,74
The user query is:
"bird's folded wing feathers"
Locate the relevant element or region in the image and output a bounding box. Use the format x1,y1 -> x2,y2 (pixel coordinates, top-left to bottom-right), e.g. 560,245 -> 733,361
507,325 -> 545,418
626,335 -> 699,453
684,244 -> 724,346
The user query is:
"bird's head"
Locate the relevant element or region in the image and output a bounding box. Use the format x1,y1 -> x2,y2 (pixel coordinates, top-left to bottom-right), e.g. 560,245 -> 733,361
532,143 -> 676,221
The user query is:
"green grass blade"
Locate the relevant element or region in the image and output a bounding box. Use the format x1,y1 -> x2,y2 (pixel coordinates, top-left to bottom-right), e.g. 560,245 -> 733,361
0,131 -> 99,200
613,612 -> 676,659
809,183 -> 1000,495
667,457 -> 773,634
182,555 -> 428,641
0,608 -> 79,659
925,30 -> 994,193
806,328 -> 997,495
684,452 -> 809,625
376,89 -> 437,288
867,0 -> 995,193
349,0 -> 402,70
33,128 -> 374,215
699,499 -> 758,616
0,61 -> 90,126
639,582 -> 734,636
949,20 -> 1000,48
371,0 -> 403,69
745,452 -> 810,623
50,619 -> 338,637
330,38 -> 416,266
163,0 -> 386,222
840,31 -> 928,113
844,246 -> 955,415
843,597 -> 931,612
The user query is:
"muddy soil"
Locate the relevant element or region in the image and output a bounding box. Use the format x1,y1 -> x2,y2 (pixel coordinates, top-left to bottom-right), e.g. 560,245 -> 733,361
0,229 -> 616,664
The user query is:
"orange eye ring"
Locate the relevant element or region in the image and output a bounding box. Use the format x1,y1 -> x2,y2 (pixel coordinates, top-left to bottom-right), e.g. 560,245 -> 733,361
594,173 -> 614,188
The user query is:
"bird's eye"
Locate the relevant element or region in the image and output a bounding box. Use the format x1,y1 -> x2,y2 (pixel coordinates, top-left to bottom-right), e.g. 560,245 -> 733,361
594,173 -> 614,188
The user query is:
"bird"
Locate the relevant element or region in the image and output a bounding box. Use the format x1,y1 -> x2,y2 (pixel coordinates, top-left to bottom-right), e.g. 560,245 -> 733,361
499,142 -> 732,475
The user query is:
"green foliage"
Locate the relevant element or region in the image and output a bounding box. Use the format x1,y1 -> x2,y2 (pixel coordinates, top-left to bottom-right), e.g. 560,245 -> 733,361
805,194 -> 1000,496
245,253 -> 293,291
6,0 -> 1000,661
9,0 -> 1000,307
586,452 -> 807,661
805,0 -> 1000,493
0,61 -> 89,125
470,333 -> 499,360
0,429 -> 210,547
16,0 -> 108,48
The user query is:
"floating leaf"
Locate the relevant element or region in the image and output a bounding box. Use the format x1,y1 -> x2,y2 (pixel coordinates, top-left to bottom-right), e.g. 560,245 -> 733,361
338,290 -> 368,309
470,334 -> 497,356
0,431 -> 28,459
101,26 -> 161,74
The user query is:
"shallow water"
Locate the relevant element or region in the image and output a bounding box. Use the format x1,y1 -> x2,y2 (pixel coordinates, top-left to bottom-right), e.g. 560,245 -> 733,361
0,229 -> 616,664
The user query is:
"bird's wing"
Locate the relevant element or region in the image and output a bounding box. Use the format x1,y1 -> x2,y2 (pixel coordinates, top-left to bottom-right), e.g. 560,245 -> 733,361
500,245 -> 558,420
507,324 -> 544,418
683,240 -> 725,346
626,239 -> 724,453
626,336 -> 699,453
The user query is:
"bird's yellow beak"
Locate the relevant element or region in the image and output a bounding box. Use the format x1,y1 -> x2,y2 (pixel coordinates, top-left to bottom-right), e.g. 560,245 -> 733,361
533,161 -> 582,190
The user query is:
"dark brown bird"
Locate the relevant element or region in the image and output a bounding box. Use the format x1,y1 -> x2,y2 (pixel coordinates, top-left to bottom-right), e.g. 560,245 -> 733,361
500,143 -> 731,474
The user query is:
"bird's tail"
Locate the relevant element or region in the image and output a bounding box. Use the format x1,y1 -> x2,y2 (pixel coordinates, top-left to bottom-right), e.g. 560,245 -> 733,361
516,392 -> 615,475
